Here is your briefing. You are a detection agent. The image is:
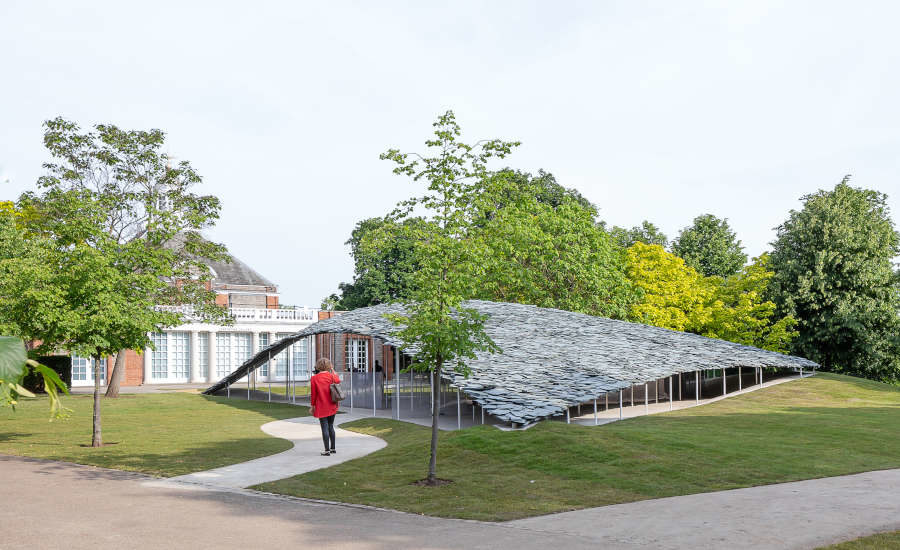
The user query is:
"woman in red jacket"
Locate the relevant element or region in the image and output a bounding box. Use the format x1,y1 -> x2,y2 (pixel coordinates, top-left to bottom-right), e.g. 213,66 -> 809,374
309,357 -> 341,455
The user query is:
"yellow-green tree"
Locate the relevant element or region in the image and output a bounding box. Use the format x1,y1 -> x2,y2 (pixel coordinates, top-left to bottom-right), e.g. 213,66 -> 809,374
626,243 -> 796,352
626,243 -> 712,332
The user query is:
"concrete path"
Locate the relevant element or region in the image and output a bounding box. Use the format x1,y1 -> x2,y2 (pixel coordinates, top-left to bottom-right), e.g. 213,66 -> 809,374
3,455 -> 597,550
169,414 -> 386,488
509,468 -> 900,550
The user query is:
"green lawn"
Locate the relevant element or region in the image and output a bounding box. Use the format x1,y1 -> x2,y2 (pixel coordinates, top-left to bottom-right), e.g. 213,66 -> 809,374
818,531 -> 900,549
0,393 -> 307,476
254,373 -> 900,521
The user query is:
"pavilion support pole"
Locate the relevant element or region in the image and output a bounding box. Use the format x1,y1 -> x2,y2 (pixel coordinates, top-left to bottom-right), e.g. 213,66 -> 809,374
644,383 -> 649,415
267,351 -> 272,403
669,376 -> 673,411
619,391 -> 623,420
695,371 -> 699,402
373,359 -> 377,418
456,387 -> 461,430
410,367 -> 413,413
679,373 -> 682,401
593,399 -> 598,425
739,366 -> 742,391
349,356 -> 354,414
655,380 -> 658,404
605,392 -> 608,411
227,382 -> 230,399
566,408 -> 570,424
481,406 -> 484,425
800,366 -> 803,378
394,348 -> 400,421
722,368 -> 726,397
578,404 -> 581,416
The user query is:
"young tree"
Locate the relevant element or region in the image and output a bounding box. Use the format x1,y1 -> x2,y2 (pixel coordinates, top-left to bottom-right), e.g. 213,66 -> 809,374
671,214 -> 747,277
609,220 -> 668,249
769,178 -> 900,382
377,111 -> 514,485
24,118 -> 228,397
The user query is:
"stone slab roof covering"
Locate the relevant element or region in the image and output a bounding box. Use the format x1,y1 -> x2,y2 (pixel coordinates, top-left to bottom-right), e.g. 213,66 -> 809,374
205,300 -> 817,424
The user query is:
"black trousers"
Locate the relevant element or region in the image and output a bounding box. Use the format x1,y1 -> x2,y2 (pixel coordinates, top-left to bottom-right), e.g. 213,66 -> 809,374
319,414 -> 336,451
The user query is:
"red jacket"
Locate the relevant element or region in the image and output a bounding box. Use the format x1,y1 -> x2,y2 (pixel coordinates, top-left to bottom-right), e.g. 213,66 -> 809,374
310,371 -> 341,418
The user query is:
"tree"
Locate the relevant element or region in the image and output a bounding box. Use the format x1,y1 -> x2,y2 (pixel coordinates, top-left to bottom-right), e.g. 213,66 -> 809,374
769,178 -> 900,382
471,178 -> 637,318
377,111 -> 513,485
701,254 -> 797,353
0,337 -> 69,418
330,217 -> 429,310
625,244 -> 796,352
329,169 -> 593,310
23,118 -> 227,398
671,214 -> 747,277
626,243 -> 711,332
609,220 -> 668,249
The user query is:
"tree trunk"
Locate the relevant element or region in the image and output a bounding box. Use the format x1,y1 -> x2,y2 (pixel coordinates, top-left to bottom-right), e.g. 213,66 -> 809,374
104,349 -> 127,398
91,356 -> 102,447
427,357 -> 442,485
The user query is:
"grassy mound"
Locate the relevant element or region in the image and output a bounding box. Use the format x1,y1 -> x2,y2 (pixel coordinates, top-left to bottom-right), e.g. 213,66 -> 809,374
254,374 -> 900,521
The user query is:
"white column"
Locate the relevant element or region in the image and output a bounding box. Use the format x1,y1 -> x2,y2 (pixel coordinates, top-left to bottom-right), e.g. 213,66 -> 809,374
208,331 -> 217,383
251,332 -> 261,381
189,331 -> 201,383
143,344 -> 152,384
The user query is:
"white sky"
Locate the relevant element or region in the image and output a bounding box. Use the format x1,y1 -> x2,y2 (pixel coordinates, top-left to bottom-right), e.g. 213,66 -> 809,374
2,1 -> 898,307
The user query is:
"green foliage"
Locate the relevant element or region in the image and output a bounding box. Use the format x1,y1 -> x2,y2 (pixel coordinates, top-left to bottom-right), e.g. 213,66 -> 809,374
609,220 -> 668,249
472,179 -> 636,318
333,216 -> 429,310
626,243 -> 796,352
671,214 -> 747,277
0,336 -> 70,419
626,243 -> 711,332
769,178 -> 900,382
328,168 -> 596,311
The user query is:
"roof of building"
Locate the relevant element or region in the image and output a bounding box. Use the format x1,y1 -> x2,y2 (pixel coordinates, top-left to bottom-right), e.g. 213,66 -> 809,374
205,300 -> 818,424
165,232 -> 276,289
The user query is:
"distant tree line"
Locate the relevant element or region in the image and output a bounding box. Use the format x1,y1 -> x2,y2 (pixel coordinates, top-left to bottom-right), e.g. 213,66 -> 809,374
326,170 -> 900,384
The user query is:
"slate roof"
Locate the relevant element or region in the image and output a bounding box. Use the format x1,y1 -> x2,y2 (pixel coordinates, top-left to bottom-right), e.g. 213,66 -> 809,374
204,300 -> 817,424
165,232 -> 276,288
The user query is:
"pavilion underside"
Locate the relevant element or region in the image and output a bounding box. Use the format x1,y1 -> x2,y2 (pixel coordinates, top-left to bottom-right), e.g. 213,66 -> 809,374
203,300 -> 818,426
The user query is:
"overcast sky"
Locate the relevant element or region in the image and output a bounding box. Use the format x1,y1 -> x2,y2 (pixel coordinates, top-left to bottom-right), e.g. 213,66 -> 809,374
2,1 -> 899,307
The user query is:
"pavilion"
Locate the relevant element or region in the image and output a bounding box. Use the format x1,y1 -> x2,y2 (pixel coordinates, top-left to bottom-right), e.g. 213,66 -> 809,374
203,300 -> 818,427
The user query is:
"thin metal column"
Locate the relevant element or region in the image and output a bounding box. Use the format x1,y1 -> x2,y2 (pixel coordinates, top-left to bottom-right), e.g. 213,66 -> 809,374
605,392 -> 608,411
644,383 -> 648,415
722,368 -> 726,396
456,388 -> 461,430
481,406 -> 484,424
267,351 -> 272,402
373,350 -> 377,418
594,399 -> 598,425
394,347 -> 400,421
669,376 -> 673,411
739,366 -> 742,391
619,391 -> 623,420
679,373 -> 682,400
566,408 -> 570,424
800,366 -> 803,378
695,371 -> 699,402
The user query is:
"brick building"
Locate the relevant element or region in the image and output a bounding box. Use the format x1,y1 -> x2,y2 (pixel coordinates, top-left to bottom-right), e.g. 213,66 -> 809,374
69,251 -> 319,387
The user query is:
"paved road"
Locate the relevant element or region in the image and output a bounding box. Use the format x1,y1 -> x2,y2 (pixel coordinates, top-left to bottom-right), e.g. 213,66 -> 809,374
510,469 -> 900,550
5,455 -> 899,549
3,455 -> 597,550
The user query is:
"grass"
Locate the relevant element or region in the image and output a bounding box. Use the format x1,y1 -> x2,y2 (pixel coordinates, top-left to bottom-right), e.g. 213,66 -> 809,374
0,393 -> 307,476
254,373 -> 900,521
817,531 -> 900,549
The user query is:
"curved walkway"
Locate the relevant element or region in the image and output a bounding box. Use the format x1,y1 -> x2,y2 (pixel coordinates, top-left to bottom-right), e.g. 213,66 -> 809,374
169,413 -> 385,488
